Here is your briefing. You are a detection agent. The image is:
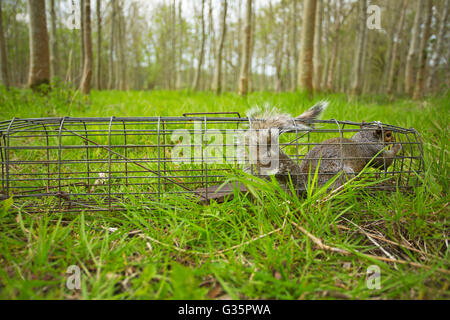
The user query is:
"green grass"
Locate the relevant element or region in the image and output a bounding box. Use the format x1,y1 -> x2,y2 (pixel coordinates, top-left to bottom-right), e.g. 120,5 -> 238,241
0,86 -> 449,299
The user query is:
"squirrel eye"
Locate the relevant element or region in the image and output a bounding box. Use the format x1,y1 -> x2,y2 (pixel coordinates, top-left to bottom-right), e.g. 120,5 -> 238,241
386,132 -> 391,138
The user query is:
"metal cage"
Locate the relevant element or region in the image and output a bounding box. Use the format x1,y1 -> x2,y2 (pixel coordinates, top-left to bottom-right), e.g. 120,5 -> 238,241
0,113 -> 425,213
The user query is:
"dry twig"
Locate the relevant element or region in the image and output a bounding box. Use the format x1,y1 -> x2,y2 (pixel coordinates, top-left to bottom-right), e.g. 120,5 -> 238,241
291,221 -> 450,275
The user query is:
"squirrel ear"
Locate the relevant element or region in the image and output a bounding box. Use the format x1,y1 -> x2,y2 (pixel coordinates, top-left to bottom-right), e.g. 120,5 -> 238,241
360,120 -> 366,129
375,128 -> 383,137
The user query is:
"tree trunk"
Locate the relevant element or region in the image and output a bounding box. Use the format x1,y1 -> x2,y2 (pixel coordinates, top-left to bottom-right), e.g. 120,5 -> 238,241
192,0 -> 206,91
171,0 -> 176,90
80,0 -> 85,77
27,0 -> 50,89
262,31 -> 267,91
274,33 -> 284,93
248,8 -> 256,92
405,0 -> 424,96
108,0 -> 116,89
129,3 -> 140,90
0,0 -> 10,89
238,0 -> 252,96
207,0 -> 216,90
49,0 -> 59,80
320,1 -> 329,90
96,0 -> 102,90
117,1 -> 126,90
413,0 -> 432,100
290,0 -> 298,91
80,0 -> 93,94
193,0 -> 205,90
114,11 -> 120,90
326,0 -> 341,92
396,42 -> 408,95
381,31 -> 394,93
297,0 -> 317,92
225,31 -> 231,91
427,0 -> 449,92
236,0 -> 242,91
350,0 -> 367,95
212,0 -> 227,94
284,4 -> 291,92
386,0 -> 408,95
271,2 -> 283,92
380,1 -> 399,93
176,0 -> 183,89
313,0 -> 323,91
336,47 -> 342,92
361,30 -> 370,94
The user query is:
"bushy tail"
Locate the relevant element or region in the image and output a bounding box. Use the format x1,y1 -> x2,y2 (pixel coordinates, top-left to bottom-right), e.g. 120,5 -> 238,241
295,101 -> 328,122
246,101 -> 328,132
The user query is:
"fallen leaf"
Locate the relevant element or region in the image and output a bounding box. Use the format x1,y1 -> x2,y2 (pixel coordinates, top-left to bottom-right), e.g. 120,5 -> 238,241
207,283 -> 223,299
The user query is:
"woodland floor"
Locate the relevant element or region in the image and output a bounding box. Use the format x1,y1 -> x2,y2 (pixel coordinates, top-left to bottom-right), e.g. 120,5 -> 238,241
0,87 -> 448,299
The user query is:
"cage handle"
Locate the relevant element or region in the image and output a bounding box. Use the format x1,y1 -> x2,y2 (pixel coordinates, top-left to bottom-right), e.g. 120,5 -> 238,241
183,112 -> 241,118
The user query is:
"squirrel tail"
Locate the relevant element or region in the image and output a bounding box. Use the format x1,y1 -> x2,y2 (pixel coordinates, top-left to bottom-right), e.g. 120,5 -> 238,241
295,101 -> 328,122
246,101 -> 328,132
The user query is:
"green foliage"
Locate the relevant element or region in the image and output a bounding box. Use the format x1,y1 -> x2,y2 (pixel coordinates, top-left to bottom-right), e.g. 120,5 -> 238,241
0,196 -> 13,218
170,263 -> 208,300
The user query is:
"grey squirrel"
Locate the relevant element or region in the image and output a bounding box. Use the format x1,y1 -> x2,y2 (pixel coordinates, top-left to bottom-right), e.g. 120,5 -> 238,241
244,101 -> 328,189
245,103 -> 402,192
299,122 -> 402,189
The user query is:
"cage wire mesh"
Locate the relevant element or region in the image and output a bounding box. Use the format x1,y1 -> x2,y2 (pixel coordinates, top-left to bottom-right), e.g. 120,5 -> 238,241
0,113 -> 424,213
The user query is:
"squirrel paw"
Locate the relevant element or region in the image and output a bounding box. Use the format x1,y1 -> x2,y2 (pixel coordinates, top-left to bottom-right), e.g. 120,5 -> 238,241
394,143 -> 402,154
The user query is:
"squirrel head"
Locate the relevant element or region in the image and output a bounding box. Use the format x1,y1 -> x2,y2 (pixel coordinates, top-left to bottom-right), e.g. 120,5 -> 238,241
375,127 -> 395,143
357,122 -> 395,143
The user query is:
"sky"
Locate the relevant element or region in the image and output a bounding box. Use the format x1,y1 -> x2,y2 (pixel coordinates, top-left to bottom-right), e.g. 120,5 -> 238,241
119,0 -> 278,25
14,0 -> 285,29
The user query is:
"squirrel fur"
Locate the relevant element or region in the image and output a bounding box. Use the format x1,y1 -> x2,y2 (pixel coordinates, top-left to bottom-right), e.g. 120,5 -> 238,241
244,101 -> 328,189
244,103 -> 402,192
300,122 -> 402,189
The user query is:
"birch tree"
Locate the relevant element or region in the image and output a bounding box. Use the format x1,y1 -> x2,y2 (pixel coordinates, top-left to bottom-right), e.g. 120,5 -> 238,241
80,0 -> 93,94
176,1 -> 183,89
405,0 -> 424,96
108,0 -> 116,89
238,0 -> 252,95
116,1 -> 126,90
49,0 -> 59,80
387,0 -> 408,95
212,0 -> 227,94
313,0 -> 323,91
326,0 -> 342,91
413,0 -> 432,100
290,0 -> 298,91
350,0 -> 367,95
192,0 -> 206,91
96,0 -> 102,89
0,0 -> 9,88
427,0 -> 449,92
27,0 -> 50,89
80,0 -> 85,76
297,0 -> 317,92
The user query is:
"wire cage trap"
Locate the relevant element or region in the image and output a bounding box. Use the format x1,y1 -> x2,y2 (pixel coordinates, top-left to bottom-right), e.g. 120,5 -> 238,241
0,113 -> 424,213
